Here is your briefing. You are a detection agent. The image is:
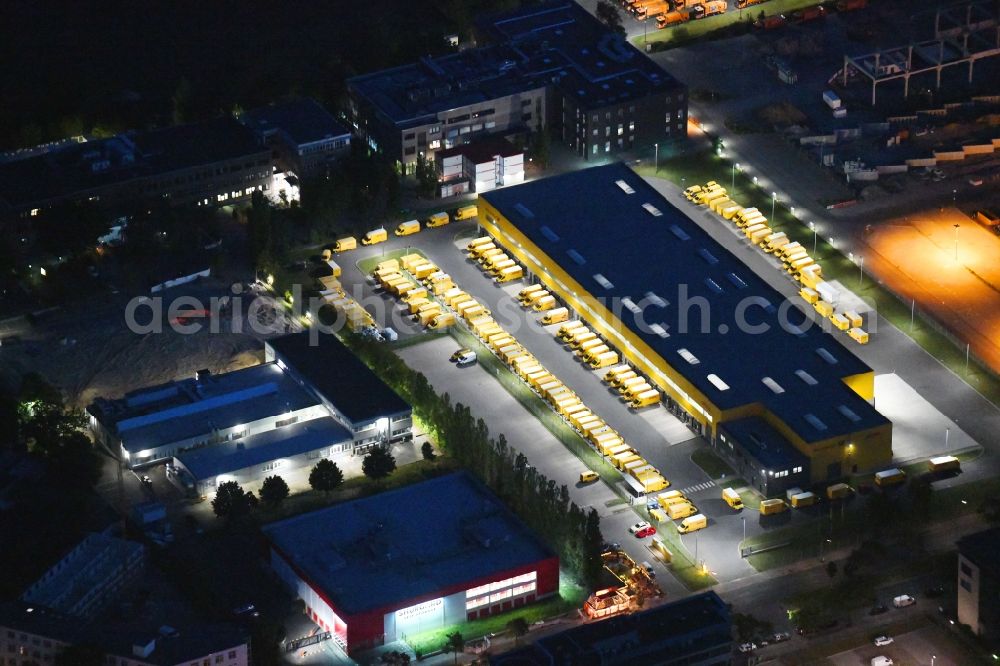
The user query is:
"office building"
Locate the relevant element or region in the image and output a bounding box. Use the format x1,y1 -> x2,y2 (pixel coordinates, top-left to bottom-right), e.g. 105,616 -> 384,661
436,137 -> 525,197
239,98 -> 352,177
347,1 -> 686,174
263,472 -> 559,654
957,527 -> 1000,642
479,164 -> 892,494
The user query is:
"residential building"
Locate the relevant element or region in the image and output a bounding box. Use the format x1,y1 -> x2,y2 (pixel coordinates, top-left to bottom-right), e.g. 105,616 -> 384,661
20,533 -> 144,620
263,472 -> 559,654
0,602 -> 249,666
491,591 -> 732,665
479,164 -> 892,496
957,527 -> 1000,642
239,98 -> 351,177
347,1 -> 686,174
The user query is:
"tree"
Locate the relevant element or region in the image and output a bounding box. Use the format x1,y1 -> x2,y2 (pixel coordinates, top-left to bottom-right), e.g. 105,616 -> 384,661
825,561 -> 838,579
443,631 -> 465,665
506,617 -> 529,645
421,441 -> 436,461
414,153 -> 438,198
381,651 -> 411,666
211,481 -> 257,520
362,446 -> 397,482
595,1 -> 626,37
309,459 -> 344,494
260,475 -> 290,506
529,129 -> 550,169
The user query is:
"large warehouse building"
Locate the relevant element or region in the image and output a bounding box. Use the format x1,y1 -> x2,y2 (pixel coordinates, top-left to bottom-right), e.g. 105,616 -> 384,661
263,473 -> 559,654
89,332 -> 412,495
478,164 -> 892,495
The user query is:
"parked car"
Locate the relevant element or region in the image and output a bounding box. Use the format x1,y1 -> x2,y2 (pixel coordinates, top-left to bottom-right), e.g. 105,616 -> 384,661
450,348 -> 473,362
140,475 -> 152,487
893,594 -> 916,608
232,603 -> 259,618
629,521 -> 651,534
771,631 -> 791,643
874,635 -> 893,647
635,526 -> 656,538
738,642 -> 756,653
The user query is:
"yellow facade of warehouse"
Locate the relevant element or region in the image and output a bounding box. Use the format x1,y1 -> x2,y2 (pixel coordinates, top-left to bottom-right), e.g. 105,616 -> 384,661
477,200 -> 892,481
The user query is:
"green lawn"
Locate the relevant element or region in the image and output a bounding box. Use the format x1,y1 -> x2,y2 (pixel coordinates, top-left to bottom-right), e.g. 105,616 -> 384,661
690,448 -> 735,480
637,151 -> 1000,411
631,0 -> 824,48
403,577 -> 587,656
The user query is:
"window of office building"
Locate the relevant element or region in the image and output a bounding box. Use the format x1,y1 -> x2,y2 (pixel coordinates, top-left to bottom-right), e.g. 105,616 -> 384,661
604,141 -> 610,153
465,571 -> 537,611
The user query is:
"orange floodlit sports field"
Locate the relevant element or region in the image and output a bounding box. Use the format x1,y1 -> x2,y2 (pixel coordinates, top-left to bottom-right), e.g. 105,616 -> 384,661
865,207 -> 1000,374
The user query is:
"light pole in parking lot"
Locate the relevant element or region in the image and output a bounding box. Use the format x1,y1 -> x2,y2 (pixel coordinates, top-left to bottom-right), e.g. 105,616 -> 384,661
741,516 -> 746,545
771,191 -> 777,220
931,655 -> 936,666
809,221 -> 817,254
732,162 -> 739,190
654,142 -> 659,173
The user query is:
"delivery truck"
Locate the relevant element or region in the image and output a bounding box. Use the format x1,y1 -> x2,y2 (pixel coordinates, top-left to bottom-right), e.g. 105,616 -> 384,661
759,499 -> 788,515
427,212 -> 450,228
721,203 -> 744,220
874,468 -> 906,487
590,351 -> 620,369
334,236 -> 357,252
526,289 -> 552,308
928,455 -> 960,473
677,514 -> 707,533
454,205 -> 478,221
722,487 -> 743,510
750,226 -> 773,245
558,321 -> 587,341
666,501 -> 697,520
533,294 -> 557,311
790,492 -> 818,508
610,370 -> 638,388
570,331 -> 598,348
395,220 -> 421,236
518,284 -> 544,302
490,259 -> 516,275
814,300 -> 834,317
496,265 -> 524,283
469,243 -> 496,260
848,327 -> 869,344
603,364 -> 632,383
428,313 -> 455,329
361,228 -> 387,246
826,483 -> 852,500
844,311 -> 863,328
629,389 -> 661,409
467,236 -> 492,251
799,287 -> 819,304
636,0 -> 669,19
541,307 -> 569,325
830,313 -> 850,331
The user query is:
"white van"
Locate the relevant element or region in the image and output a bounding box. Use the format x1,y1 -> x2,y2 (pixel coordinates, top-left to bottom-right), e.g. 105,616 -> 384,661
892,594 -> 915,608
455,350 -> 477,366
871,657 -> 893,666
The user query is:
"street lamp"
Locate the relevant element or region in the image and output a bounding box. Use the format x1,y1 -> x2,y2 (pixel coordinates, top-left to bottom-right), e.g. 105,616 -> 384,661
654,142 -> 659,173
809,221 -> 817,254
931,655 -> 936,666
771,191 -> 777,219
953,223 -> 960,261
741,516 -> 746,544
732,162 -> 739,190
820,538 -> 832,561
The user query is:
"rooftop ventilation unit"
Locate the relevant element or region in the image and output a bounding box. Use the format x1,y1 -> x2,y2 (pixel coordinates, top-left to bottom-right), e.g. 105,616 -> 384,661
669,225 -> 690,241
762,377 -> 785,394
707,374 -> 730,391
726,273 -> 748,289
704,278 -> 723,294
616,180 -> 635,194
837,405 -> 861,423
804,414 -> 828,431
698,248 -> 719,265
644,291 -> 667,307
815,348 -> 838,365
514,203 -> 535,219
678,348 -> 700,365
642,203 -> 662,217
540,225 -> 560,242
649,323 -> 669,338
795,369 -> 818,385
621,298 -> 641,315
593,274 -> 614,290
567,249 -> 586,265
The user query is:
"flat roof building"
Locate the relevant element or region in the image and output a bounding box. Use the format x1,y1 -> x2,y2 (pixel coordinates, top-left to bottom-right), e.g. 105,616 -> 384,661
240,98 -> 351,177
0,602 -> 250,666
348,1 -> 686,174
957,527 -> 1000,644
89,333 -> 412,496
263,472 -> 559,653
0,116 -> 271,224
491,591 -> 731,665
479,164 -> 891,491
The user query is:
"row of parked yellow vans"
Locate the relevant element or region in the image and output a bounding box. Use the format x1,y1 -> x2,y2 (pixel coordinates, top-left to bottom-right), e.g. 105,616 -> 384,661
648,489 -> 704,530
316,273 -> 374,332
325,206 -> 480,255
465,235 -> 525,283
372,255 -> 458,329
462,238 -> 671,494
684,181 -> 869,346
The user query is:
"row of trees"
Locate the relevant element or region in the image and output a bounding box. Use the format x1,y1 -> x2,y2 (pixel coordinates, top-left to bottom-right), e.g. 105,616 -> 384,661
344,333 -> 605,588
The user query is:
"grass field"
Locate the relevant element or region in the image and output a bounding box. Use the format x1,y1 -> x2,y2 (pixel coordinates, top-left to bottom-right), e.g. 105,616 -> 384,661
631,0 -> 824,47
635,151 -> 1000,411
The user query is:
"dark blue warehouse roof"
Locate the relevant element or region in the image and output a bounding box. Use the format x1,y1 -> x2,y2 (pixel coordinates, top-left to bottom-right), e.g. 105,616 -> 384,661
481,163 -> 889,444
262,473 -> 556,615
720,417 -> 810,471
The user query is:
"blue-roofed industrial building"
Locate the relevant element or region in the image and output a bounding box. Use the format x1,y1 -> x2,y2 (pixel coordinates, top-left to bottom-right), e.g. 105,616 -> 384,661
262,472 -> 559,654
89,333 -> 412,496
239,98 -> 351,177
490,591 -> 731,665
478,163 -> 892,494
347,1 -> 686,175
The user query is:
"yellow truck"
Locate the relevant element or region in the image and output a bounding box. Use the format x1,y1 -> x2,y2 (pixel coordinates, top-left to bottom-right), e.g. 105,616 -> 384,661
790,492 -> 818,508
524,289 -> 552,308
490,259 -> 516,276
411,263 -> 438,280
417,305 -> 443,326
814,300 -> 834,318
427,212 -> 450,228
798,264 -> 823,288
407,297 -> 430,315
638,474 -> 669,493
778,243 -> 804,260
830,313 -> 850,331
759,499 -> 788,515
610,370 -> 639,388
622,382 -> 653,400
454,205 -> 478,221
399,254 -> 423,271
483,252 -> 510,270
844,311 -> 863,328
750,226 -> 773,245
666,501 -> 698,520
443,289 -> 469,307
334,236 -> 357,252
721,203 -> 744,220
428,313 -> 455,329
518,284 -> 544,302
580,341 -> 608,360
603,364 -> 631,383
395,220 -> 421,236
677,514 -> 707,534
467,236 -> 492,251
928,455 -> 960,473
569,330 -> 597,348
848,327 -> 869,344
497,265 -> 524,283
533,294 -> 557,311
826,483 -> 852,500
478,248 -> 505,265
590,351 -> 620,369
722,488 -> 743,510
703,190 -> 729,209
709,197 -> 732,214
613,451 -> 641,470
541,307 -> 569,325
462,305 -> 487,321
432,278 -> 455,295
618,376 -> 647,395
743,222 -> 768,238
558,321 -> 587,341
734,207 -> 760,225
361,228 -> 387,245
629,389 -> 661,409
874,468 -> 906,487
468,242 -> 496,260
798,287 -> 819,304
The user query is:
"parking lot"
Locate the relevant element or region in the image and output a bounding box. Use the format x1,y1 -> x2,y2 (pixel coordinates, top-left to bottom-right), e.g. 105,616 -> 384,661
827,623 -> 974,666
